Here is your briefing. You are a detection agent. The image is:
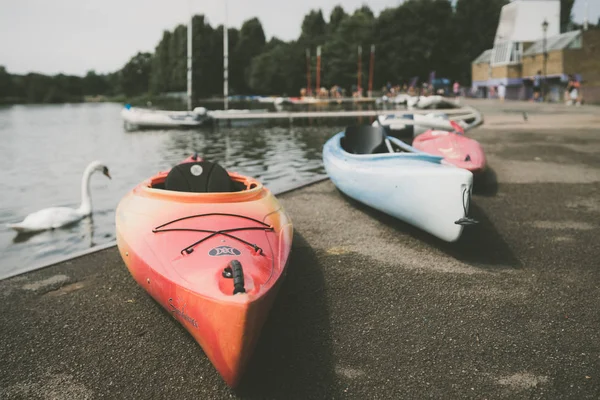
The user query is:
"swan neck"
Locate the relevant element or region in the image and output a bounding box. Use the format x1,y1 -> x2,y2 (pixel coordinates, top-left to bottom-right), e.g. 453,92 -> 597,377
78,165 -> 94,215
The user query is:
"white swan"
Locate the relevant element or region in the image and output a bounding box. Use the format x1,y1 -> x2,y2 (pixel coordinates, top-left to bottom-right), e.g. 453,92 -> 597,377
7,161 -> 111,233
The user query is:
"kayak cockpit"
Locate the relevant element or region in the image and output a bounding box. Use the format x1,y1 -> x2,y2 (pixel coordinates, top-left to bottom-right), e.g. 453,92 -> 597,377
152,160 -> 247,193
142,160 -> 264,203
341,125 -> 422,155
342,125 -> 391,154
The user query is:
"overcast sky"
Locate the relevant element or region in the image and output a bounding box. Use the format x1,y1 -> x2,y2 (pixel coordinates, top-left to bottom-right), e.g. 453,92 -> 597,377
0,0 -> 597,76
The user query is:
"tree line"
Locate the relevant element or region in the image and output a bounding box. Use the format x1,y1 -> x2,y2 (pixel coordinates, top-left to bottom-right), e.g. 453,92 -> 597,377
1,0 -> 582,104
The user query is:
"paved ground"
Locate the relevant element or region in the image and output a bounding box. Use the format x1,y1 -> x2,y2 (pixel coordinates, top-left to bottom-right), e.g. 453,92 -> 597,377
1,100 -> 599,399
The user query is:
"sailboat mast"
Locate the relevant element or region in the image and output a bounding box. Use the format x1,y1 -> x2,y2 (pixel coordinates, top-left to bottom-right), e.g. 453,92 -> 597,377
357,45 -> 362,96
306,49 -> 311,96
224,0 -> 229,110
187,13 -> 193,111
316,46 -> 321,95
584,0 -> 589,31
368,45 -> 375,98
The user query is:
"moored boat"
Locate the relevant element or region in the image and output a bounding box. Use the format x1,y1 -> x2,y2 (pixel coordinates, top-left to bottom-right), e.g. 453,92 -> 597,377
120,105 -> 209,130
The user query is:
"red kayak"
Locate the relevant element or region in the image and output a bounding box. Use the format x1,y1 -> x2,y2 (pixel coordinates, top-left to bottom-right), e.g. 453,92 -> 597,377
412,122 -> 486,174
116,155 -> 293,387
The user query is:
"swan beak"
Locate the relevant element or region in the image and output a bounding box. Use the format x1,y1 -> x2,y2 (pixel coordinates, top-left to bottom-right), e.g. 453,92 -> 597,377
104,171 -> 112,179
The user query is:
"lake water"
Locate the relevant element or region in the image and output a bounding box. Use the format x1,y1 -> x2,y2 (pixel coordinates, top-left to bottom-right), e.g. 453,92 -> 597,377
0,103 -> 342,280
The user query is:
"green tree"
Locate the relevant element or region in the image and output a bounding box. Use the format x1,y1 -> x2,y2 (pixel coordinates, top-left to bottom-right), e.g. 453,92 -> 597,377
329,5 -> 348,34
454,0 -> 508,83
168,25 -> 188,92
265,37 -> 286,51
82,70 -> 109,96
232,18 -> 266,94
105,72 -> 121,96
356,5 -> 374,19
300,10 -> 327,46
150,30 -> 172,94
191,15 -> 220,99
322,5 -> 375,89
22,73 -> 53,103
225,27 -> 240,94
120,52 -> 152,96
0,66 -> 14,100
560,0 -> 575,32
373,0 -> 457,88
298,9 -> 327,91
249,41 -> 304,95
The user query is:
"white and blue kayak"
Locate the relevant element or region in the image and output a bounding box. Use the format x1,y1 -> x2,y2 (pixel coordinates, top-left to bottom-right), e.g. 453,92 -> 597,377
322,126 -> 476,242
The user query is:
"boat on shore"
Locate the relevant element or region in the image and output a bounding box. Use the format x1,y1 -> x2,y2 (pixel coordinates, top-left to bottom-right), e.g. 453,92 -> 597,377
412,123 -> 487,174
116,155 -> 293,387
323,126 -> 476,242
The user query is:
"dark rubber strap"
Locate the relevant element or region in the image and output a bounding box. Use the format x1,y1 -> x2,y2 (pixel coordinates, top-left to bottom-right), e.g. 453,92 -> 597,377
230,260 -> 245,295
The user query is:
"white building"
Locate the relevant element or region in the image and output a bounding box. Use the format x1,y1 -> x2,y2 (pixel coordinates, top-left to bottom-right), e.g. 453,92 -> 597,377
472,0 -> 566,100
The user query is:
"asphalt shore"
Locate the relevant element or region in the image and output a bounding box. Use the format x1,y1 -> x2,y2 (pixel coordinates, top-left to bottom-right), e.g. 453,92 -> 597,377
1,99 -> 599,399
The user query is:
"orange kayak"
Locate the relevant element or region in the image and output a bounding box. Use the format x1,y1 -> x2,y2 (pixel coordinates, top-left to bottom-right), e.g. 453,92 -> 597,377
115,155 -> 293,387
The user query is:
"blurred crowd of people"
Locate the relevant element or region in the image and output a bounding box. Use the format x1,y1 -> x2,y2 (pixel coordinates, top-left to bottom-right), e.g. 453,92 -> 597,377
476,71 -> 584,106
381,81 -> 455,98
298,75 -> 584,105
299,85 -> 346,99
298,80 -> 465,100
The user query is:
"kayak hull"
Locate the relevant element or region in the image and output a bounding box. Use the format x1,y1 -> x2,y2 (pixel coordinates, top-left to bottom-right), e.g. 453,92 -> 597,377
323,132 -> 474,242
412,130 -> 486,174
116,165 -> 292,387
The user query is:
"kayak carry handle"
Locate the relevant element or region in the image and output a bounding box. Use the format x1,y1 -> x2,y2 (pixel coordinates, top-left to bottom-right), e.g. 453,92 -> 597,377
455,216 -> 479,226
455,186 -> 478,225
230,260 -> 246,295
450,120 -> 465,135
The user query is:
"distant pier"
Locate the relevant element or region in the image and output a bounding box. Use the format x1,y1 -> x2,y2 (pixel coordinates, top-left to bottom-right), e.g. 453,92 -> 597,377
207,105 -> 482,130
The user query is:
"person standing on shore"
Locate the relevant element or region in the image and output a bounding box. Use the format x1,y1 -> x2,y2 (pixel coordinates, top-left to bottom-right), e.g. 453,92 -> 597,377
498,82 -> 506,102
533,71 -> 542,102
566,75 -> 582,106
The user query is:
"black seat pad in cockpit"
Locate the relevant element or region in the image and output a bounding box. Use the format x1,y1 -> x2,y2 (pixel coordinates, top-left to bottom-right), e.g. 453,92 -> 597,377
164,161 -> 236,193
341,125 -> 388,155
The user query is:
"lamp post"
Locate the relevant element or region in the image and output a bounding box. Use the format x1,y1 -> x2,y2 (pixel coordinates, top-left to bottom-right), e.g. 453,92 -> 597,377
584,0 -> 589,31
542,19 -> 548,101
357,45 -> 362,97
223,0 -> 229,110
